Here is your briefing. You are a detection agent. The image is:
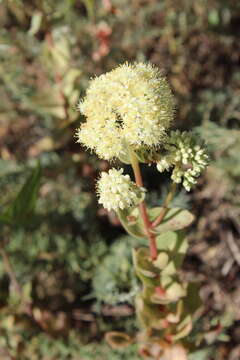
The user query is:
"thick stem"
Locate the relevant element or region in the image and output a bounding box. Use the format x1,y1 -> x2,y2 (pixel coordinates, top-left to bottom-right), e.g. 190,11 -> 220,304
151,182 -> 177,228
129,150 -> 158,260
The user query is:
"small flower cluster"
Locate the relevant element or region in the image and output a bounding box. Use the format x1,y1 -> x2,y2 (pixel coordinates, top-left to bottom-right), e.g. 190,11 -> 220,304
96,168 -> 145,211
157,131 -> 209,191
76,62 -> 175,160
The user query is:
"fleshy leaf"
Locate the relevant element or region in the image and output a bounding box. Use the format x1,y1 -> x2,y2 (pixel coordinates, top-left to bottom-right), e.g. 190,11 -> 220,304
172,315 -> 192,341
132,248 -> 159,284
165,282 -> 187,302
156,231 -> 188,270
150,281 -> 186,305
150,287 -> 169,305
153,252 -> 169,270
133,248 -> 160,287
150,207 -> 195,234
166,300 -> 184,324
136,294 -> 167,329
118,207 -> 145,239
121,206 -> 194,240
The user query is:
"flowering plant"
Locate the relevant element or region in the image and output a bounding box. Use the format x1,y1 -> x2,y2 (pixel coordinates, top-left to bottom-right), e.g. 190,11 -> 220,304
76,63 -> 209,359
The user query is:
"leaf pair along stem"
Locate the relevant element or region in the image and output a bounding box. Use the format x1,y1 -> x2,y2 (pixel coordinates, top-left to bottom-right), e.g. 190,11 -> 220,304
129,150 -> 176,261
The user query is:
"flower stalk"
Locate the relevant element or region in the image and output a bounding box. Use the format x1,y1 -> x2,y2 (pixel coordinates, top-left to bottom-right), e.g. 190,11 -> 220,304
129,149 -> 158,261
151,182 -> 177,228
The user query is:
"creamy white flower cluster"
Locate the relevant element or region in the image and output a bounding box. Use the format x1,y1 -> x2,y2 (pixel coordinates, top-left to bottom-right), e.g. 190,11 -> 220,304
157,131 -> 209,191
97,168 -> 145,211
76,62 -> 175,160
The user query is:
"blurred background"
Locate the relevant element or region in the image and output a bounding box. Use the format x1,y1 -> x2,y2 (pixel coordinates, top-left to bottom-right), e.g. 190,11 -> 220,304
0,0 -> 240,359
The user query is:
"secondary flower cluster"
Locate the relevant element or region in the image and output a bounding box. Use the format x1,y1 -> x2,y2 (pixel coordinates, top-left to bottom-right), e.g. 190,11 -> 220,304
157,131 -> 209,191
96,168 -> 145,211
76,62 -> 175,160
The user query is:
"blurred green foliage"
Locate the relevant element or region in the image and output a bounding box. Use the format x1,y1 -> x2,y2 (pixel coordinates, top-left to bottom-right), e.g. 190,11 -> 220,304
0,0 -> 240,358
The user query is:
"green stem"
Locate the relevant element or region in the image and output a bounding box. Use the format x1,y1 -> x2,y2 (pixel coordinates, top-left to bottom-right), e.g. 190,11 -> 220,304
129,149 -> 158,260
151,182 -> 177,228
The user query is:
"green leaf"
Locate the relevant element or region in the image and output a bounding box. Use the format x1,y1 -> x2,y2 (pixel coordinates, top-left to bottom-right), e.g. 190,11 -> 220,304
164,281 -> 187,302
132,248 -> 160,286
153,252 -> 169,270
173,315 -> 192,341
150,207 -> 195,234
0,164 -> 41,226
135,294 -> 166,329
119,206 -> 194,240
156,231 -> 188,270
118,207 -> 145,239
150,277 -> 187,304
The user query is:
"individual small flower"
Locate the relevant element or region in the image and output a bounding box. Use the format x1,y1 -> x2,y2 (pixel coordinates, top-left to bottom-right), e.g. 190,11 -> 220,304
76,62 -> 175,160
156,131 -> 209,191
96,168 -> 145,211
156,158 -> 172,172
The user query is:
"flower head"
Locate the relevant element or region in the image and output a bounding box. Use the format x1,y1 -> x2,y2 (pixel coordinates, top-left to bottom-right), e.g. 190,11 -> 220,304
97,168 -> 145,211
76,62 -> 175,160
157,131 -> 209,191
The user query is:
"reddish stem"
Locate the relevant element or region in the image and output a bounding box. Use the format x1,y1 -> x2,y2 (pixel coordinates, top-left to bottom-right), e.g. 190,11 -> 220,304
130,151 -> 158,260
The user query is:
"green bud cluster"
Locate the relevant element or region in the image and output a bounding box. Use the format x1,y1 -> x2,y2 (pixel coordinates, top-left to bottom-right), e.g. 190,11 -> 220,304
157,131 -> 209,191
